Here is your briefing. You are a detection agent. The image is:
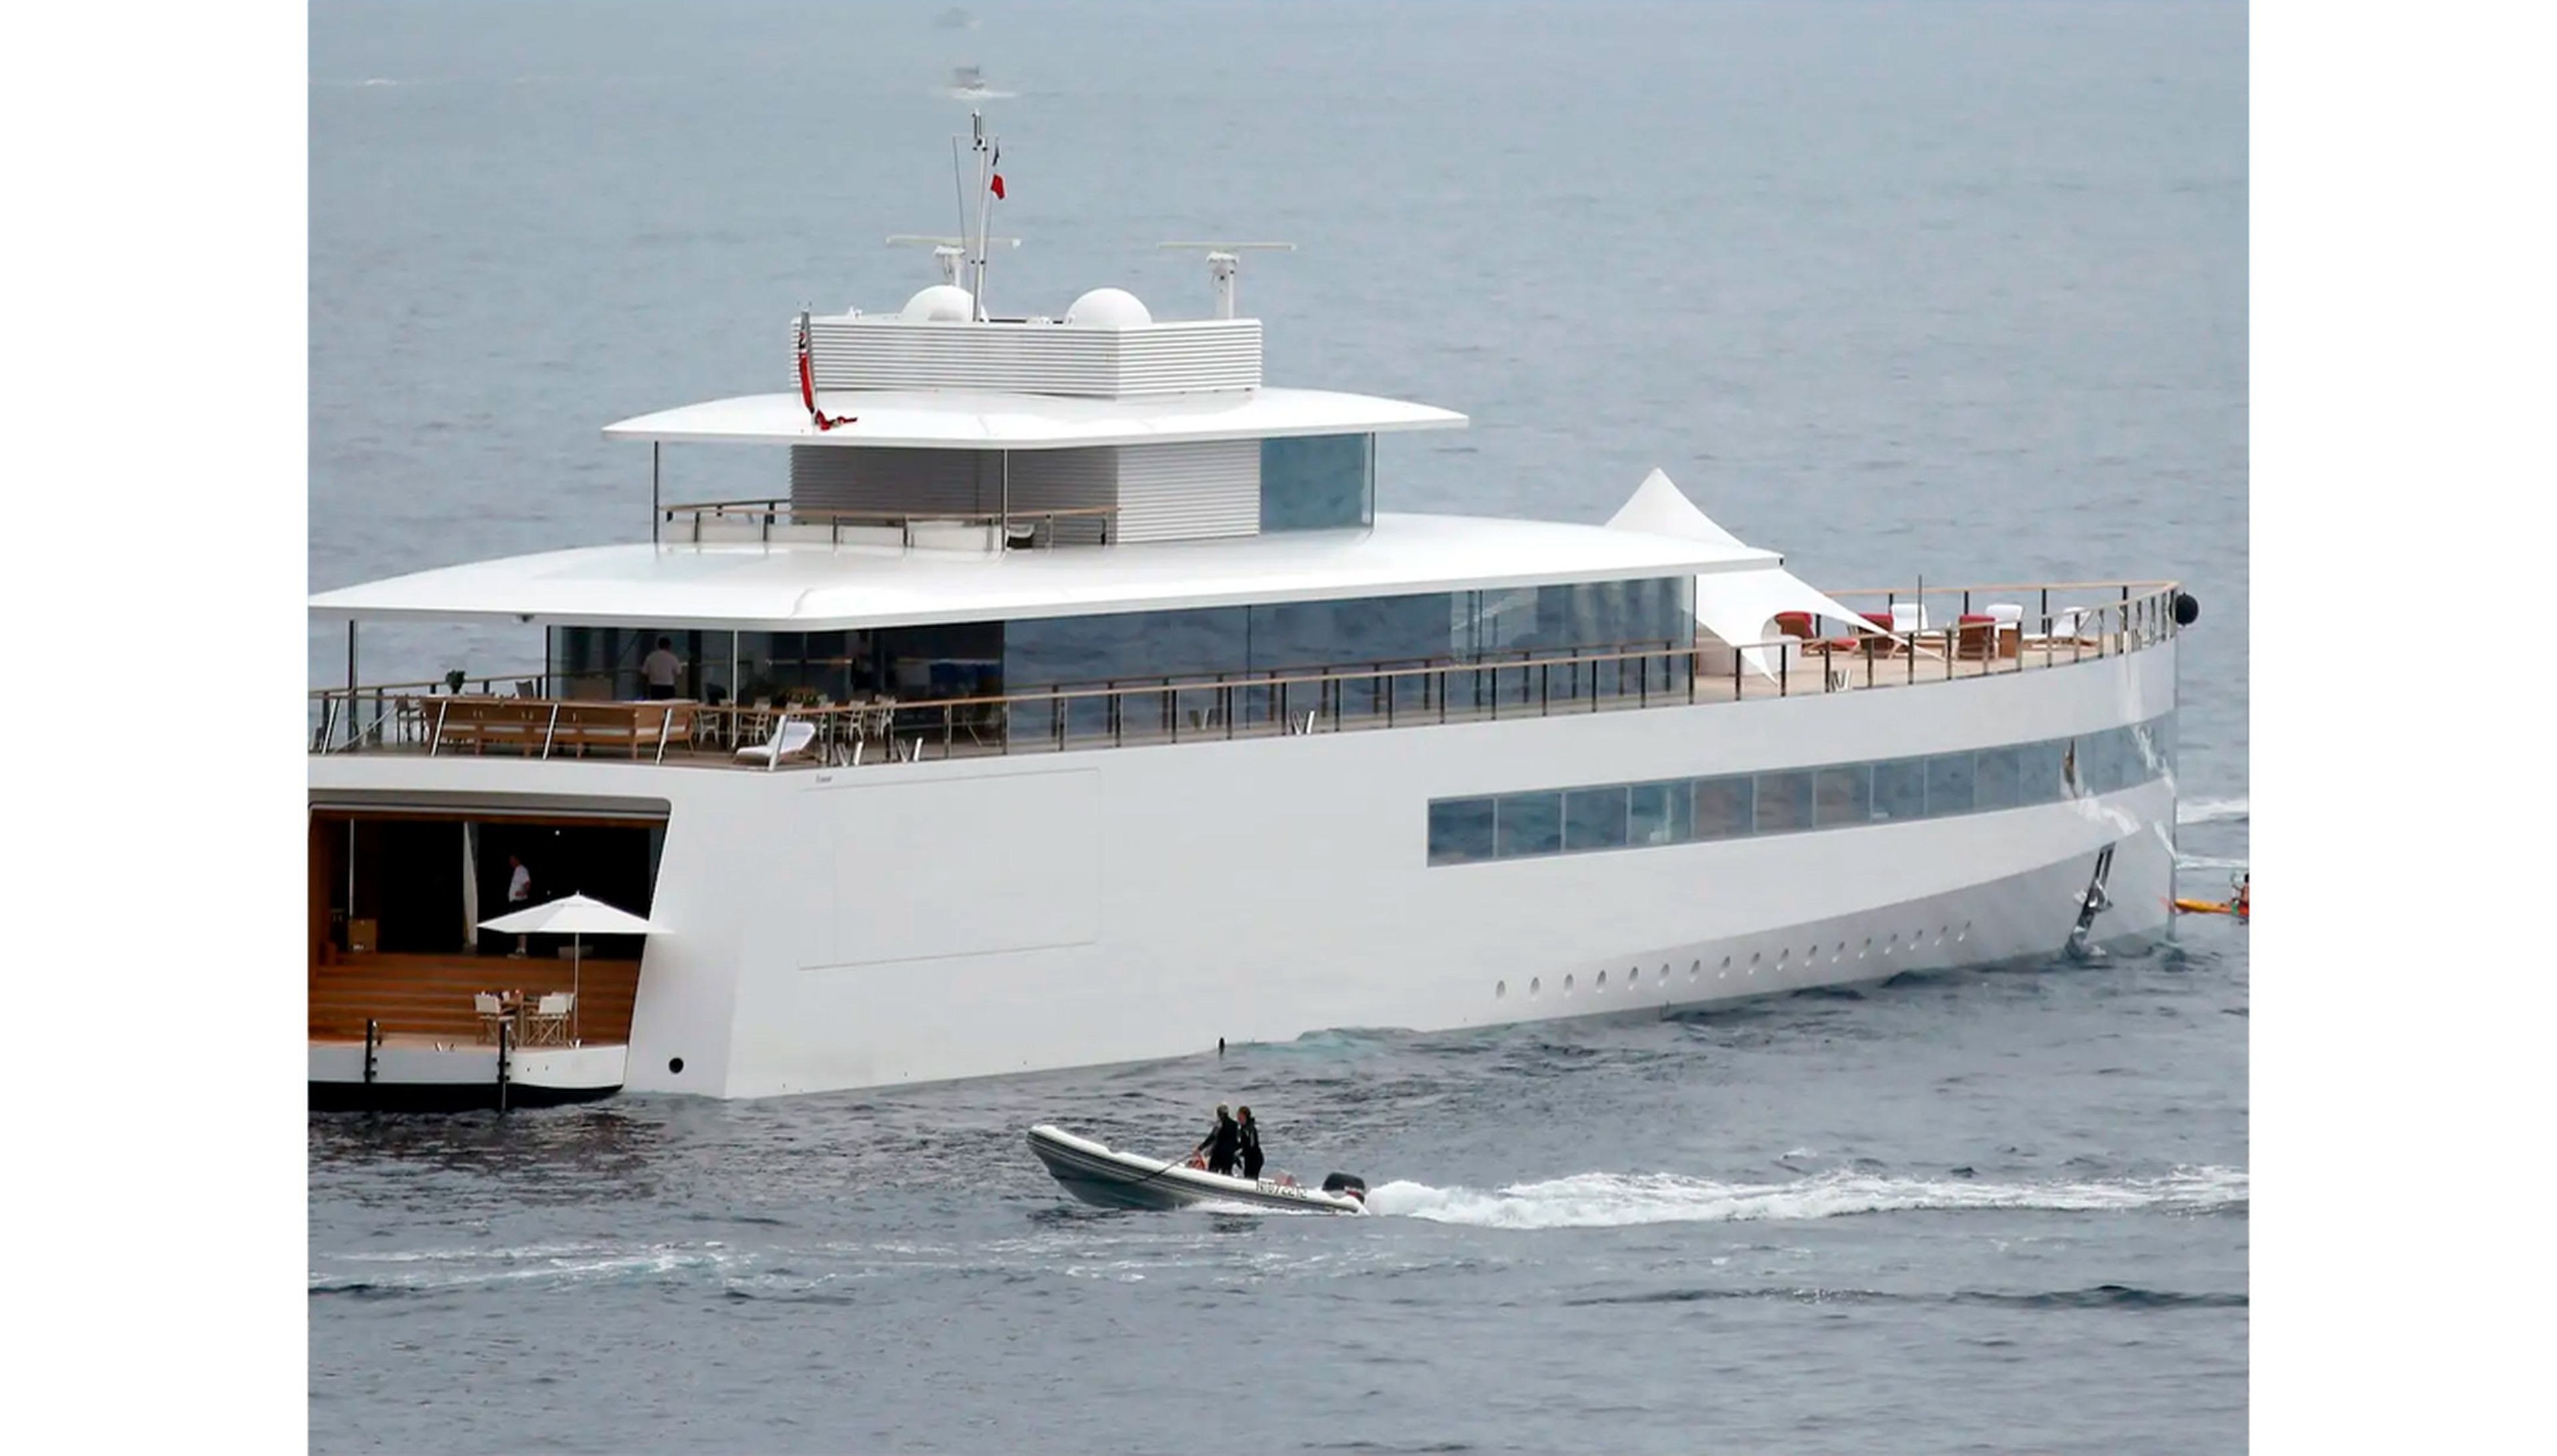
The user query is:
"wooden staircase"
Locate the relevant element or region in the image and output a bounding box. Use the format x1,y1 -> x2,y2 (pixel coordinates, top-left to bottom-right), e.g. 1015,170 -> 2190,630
309,952 -> 641,1043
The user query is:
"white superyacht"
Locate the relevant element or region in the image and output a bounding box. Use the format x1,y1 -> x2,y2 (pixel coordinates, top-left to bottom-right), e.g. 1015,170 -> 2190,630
308,119 -> 2191,1108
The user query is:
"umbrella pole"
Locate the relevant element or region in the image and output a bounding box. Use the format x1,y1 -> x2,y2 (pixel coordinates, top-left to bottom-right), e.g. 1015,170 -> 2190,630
572,933 -> 581,1044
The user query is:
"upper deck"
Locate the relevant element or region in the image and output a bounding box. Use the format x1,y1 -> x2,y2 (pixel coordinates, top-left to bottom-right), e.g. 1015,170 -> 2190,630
307,512 -> 1777,632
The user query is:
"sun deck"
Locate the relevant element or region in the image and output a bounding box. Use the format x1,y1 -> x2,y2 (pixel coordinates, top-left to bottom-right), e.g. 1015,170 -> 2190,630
311,581 -> 2186,770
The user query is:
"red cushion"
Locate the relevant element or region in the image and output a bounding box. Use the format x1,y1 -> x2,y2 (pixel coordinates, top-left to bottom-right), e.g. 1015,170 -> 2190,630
1860,612 -> 1893,629
1958,613 -> 1995,624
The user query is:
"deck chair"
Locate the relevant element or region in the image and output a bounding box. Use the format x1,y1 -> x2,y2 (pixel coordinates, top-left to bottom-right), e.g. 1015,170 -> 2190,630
524,992 -> 572,1045
735,716 -> 818,768
473,992 -> 507,1044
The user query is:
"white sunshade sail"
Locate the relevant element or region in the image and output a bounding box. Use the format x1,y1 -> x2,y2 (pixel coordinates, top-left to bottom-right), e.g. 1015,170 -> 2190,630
1605,468 -> 1883,681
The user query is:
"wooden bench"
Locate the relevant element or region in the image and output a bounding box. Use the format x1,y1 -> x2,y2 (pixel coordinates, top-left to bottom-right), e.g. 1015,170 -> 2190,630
430,698 -> 695,760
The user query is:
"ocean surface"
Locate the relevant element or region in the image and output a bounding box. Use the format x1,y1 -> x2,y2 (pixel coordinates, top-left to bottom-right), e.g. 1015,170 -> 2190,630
308,2 -> 2249,1451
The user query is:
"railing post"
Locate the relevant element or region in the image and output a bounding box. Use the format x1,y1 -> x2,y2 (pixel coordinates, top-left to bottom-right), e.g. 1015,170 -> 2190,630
495,1021 -> 511,1114
363,1019 -> 378,1085
541,703 -> 560,760
1779,641 -> 1789,697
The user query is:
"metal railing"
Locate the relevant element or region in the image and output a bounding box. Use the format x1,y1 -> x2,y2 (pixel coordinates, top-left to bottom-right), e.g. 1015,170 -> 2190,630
658,498 -> 1119,549
310,581 -> 2183,763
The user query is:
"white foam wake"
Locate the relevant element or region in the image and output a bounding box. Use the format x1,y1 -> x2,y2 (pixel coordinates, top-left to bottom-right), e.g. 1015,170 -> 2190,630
1363,1166 -> 2247,1230
2178,795 -> 2249,826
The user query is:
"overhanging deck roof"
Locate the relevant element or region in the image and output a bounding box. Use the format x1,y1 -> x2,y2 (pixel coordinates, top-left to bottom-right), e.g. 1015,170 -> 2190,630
602,387 -> 1468,450
306,513 -> 1777,632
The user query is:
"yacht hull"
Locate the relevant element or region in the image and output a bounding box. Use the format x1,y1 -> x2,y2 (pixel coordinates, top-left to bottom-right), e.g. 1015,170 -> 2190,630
310,643 -> 2179,1098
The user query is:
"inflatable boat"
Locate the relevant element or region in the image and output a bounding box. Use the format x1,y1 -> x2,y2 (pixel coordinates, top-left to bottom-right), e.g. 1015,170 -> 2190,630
1025,1124 -> 1369,1214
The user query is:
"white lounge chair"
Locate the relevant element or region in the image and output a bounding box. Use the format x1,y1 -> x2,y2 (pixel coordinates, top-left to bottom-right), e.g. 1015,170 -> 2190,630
735,716 -> 818,768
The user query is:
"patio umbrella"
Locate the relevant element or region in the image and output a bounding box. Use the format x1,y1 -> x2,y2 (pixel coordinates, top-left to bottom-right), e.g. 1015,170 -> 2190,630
476,892 -> 659,1043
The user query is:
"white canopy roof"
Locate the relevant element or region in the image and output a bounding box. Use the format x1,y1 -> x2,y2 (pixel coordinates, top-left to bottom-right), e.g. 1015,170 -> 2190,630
1604,468 -> 1880,680
308,512 -> 1777,630
602,387 -> 1468,450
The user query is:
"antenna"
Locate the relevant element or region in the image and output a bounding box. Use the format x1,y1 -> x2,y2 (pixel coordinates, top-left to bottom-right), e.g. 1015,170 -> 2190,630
887,234 -> 1018,287
966,111 -> 999,319
1156,242 -> 1296,320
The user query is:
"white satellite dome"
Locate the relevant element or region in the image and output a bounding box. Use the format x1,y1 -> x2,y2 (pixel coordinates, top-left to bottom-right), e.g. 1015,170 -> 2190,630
1064,287 -> 1153,328
900,284 -> 978,322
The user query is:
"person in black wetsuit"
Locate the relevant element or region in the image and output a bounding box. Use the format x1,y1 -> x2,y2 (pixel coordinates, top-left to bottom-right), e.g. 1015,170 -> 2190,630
1194,1104 -> 1241,1176
1236,1105 -> 1265,1181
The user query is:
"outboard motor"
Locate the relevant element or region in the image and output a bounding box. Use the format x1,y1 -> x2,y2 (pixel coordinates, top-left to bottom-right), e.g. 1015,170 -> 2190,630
1320,1172 -> 1368,1204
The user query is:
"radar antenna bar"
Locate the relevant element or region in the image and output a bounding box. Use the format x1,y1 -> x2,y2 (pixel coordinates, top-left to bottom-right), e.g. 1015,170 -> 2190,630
1156,241 -> 1297,319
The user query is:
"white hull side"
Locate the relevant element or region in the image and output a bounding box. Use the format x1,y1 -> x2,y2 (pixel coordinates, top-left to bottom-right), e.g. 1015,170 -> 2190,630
311,646 -> 2177,1097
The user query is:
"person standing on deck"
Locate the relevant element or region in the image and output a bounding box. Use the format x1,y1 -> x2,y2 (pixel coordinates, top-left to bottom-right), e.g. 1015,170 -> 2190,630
1236,1106 -> 1265,1181
641,637 -> 683,701
1194,1104 -> 1241,1177
506,854 -> 532,957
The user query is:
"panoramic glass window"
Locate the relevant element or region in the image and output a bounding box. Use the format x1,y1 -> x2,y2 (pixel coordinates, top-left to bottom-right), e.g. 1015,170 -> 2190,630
1755,770 -> 1816,834
1871,758 -> 1927,821
1426,714 -> 2177,865
1974,746 -> 2022,812
1627,781 -> 1692,846
1814,764 -> 1872,827
1925,752 -> 1976,816
1260,433 -> 1374,532
1563,786 -> 1631,851
1426,800 -> 1498,865
1494,792 -> 1562,858
1691,776 -> 1755,840
2016,740 -> 2066,804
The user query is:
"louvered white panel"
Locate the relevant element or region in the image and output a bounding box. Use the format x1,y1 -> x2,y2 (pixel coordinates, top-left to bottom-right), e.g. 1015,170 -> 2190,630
1003,449 -> 1118,545
789,448 -> 1000,517
1112,441 -> 1260,543
798,318 -> 1261,397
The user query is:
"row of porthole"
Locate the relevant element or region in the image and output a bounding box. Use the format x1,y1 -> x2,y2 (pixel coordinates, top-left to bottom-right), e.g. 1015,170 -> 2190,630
1493,921 -> 1974,1001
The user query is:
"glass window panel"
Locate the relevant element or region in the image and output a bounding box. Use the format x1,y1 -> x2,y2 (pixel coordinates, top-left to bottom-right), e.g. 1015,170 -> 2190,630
1974,746 -> 2021,811
1627,781 -> 1691,846
1815,764 -> 1872,827
1260,434 -> 1373,532
2060,737 -> 2086,797
1755,770 -> 1816,834
2157,712 -> 2177,776
1248,594 -> 1457,672
1563,786 -> 1630,851
1003,607 -> 1247,690
2130,722 -> 2160,784
1691,776 -> 1755,840
1872,758 -> 1927,820
2090,727 -> 2131,794
1925,753 -> 1976,816
2016,739 -> 2065,804
1495,793 -> 1562,859
1428,800 -> 1497,865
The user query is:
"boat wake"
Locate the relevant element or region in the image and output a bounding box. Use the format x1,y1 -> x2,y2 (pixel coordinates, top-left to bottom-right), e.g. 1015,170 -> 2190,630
2177,795 -> 2249,826
1362,1166 -> 2247,1230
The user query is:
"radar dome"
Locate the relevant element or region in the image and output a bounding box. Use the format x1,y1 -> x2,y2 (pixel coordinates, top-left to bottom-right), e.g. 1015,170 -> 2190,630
1065,288 -> 1153,328
900,284 -> 977,323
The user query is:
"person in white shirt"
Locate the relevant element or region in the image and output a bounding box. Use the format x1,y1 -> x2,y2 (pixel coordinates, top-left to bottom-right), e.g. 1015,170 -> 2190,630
641,637 -> 683,701
507,854 -> 532,957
